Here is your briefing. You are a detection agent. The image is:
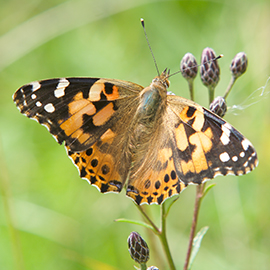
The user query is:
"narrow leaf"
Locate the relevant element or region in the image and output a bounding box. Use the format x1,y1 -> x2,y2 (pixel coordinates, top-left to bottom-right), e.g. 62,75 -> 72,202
114,218 -> 154,231
188,226 -> 209,270
164,195 -> 179,218
202,183 -> 216,199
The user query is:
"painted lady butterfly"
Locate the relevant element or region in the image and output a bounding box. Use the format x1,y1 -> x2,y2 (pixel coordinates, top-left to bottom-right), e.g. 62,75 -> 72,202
13,69 -> 258,205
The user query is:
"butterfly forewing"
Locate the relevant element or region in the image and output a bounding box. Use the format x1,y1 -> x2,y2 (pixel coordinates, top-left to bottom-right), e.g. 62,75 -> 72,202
13,77 -> 143,151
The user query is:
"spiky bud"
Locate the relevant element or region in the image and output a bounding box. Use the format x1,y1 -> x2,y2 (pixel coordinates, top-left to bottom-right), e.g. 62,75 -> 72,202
128,232 -> 149,264
209,96 -> 227,117
200,47 -> 220,88
180,53 -> 198,81
230,52 -> 248,79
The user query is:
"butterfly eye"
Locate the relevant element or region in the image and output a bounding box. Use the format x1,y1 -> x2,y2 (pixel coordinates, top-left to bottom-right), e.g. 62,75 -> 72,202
163,78 -> 170,88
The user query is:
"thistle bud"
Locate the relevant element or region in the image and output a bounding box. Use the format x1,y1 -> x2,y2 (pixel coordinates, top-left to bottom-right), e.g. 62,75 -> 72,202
180,53 -> 198,100
223,52 -> 248,100
230,52 -> 248,79
180,53 -> 198,81
200,47 -> 220,104
200,47 -> 220,88
209,96 -> 227,117
128,232 -> 149,264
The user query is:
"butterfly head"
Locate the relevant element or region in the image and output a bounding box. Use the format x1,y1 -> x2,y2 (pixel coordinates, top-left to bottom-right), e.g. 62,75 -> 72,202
151,68 -> 170,91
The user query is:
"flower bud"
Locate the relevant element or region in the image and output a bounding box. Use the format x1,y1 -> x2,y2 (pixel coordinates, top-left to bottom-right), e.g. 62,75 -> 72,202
128,232 -> 149,264
147,267 -> 159,270
230,52 -> 248,79
200,47 -> 220,88
209,96 -> 227,117
180,53 -> 198,81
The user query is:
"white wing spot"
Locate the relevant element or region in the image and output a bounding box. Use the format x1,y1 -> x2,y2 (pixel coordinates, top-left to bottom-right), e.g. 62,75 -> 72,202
54,88 -> 65,98
31,93 -> 37,99
232,156 -> 238,162
240,151 -> 245,158
219,152 -> 230,162
36,101 -> 42,107
58,78 -> 70,88
243,161 -> 249,167
220,123 -> 231,145
241,139 -> 251,151
54,78 -> 69,98
44,103 -> 55,113
31,81 -> 41,92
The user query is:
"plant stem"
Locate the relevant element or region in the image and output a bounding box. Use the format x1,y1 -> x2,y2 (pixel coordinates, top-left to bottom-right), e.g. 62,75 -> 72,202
208,86 -> 215,105
158,203 -> 176,270
183,184 -> 205,270
188,80 -> 194,101
140,263 -> 147,270
137,203 -> 176,270
136,204 -> 160,234
223,76 -> 236,99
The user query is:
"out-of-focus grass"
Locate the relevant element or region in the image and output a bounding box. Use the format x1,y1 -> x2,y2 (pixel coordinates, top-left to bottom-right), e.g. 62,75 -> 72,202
0,0 -> 270,269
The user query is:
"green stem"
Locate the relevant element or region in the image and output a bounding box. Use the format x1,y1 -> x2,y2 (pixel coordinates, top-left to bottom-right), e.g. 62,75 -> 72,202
140,263 -> 147,270
136,204 -> 160,234
223,76 -> 236,100
208,86 -> 215,105
136,204 -> 176,269
183,184 -> 205,270
188,80 -> 194,101
158,203 -> 176,270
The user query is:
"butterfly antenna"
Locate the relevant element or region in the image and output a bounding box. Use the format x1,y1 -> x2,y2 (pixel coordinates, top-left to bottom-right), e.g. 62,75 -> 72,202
141,18 -> 160,76
168,54 -> 223,78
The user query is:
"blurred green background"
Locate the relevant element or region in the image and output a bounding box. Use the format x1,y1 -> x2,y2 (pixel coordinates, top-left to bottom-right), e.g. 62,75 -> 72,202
1,0 -> 269,269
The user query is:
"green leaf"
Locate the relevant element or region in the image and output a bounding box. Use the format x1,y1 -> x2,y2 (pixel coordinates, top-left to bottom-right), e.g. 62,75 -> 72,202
188,226 -> 209,270
202,183 -> 216,199
114,218 -> 154,231
164,195 -> 180,218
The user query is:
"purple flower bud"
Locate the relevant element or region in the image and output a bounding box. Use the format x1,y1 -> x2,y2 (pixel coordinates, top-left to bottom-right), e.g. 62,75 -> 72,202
180,53 -> 198,81
209,96 -> 227,117
230,52 -> 248,79
200,47 -> 220,88
128,232 -> 149,264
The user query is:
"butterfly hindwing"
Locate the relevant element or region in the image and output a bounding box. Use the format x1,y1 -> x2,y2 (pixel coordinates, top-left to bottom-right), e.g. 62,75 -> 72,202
66,97 -> 141,194
125,108 -> 185,205
167,95 -> 258,185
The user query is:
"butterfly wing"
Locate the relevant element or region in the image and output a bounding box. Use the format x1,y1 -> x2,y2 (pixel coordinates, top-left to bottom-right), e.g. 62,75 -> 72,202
166,95 -> 258,185
13,77 -> 143,193
13,77 -> 143,150
126,127 -> 186,205
126,94 -> 258,205
66,95 -> 142,193
125,102 -> 186,205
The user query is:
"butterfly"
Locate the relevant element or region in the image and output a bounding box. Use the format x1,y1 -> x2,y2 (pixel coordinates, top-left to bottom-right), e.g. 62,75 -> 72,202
13,69 -> 258,205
